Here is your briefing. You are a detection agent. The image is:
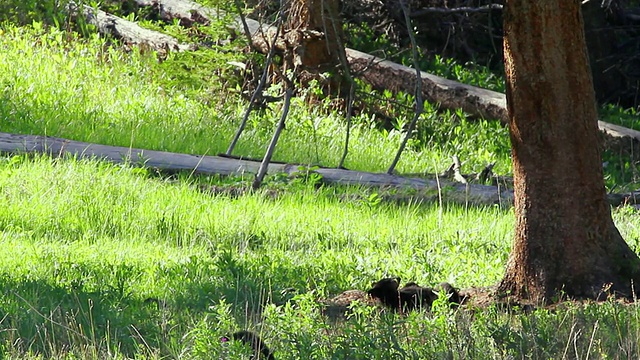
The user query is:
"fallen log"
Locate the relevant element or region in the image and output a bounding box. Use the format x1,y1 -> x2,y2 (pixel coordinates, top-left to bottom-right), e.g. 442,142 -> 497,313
67,1 -> 194,52
345,47 -> 508,122
129,0 -> 216,27
0,132 -> 513,207
3,131 -> 640,207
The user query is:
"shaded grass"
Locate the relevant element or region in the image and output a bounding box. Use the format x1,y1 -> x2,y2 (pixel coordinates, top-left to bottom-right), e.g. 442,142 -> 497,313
0,154 -> 512,357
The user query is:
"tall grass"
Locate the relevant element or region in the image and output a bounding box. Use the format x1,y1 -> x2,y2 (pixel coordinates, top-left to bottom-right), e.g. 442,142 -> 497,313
0,154 -> 510,357
0,23 -> 513,176
1,155 -> 640,358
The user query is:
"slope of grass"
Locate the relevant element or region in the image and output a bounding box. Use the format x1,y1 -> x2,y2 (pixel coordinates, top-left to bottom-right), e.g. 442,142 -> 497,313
0,155 -> 510,357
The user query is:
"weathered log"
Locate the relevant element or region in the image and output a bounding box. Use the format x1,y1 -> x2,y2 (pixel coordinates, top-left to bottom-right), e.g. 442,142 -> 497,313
345,47 -> 508,122
68,1 -> 193,52
127,0 -> 281,52
0,132 -> 513,207
129,0 -> 216,27
598,121 -> 640,141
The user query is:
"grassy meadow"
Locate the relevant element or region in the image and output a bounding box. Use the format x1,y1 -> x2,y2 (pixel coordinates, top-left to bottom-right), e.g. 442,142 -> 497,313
1,1 -> 640,359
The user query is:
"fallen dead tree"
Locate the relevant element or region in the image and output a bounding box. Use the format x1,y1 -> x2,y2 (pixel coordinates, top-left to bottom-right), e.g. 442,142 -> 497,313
0,132 -> 512,206
67,1 -> 194,53
3,131 -> 640,207
59,1 -> 640,205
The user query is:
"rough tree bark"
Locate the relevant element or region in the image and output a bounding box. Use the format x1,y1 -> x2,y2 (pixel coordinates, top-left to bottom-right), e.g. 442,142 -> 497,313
285,0 -> 347,92
498,1 -> 640,302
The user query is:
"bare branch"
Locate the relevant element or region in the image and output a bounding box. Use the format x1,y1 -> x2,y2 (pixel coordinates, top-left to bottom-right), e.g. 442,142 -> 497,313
452,155 -> 468,184
226,2 -> 286,155
252,82 -> 295,189
321,0 -> 357,169
387,0 -> 424,174
411,4 -> 503,17
338,82 -> 355,169
233,0 -> 260,53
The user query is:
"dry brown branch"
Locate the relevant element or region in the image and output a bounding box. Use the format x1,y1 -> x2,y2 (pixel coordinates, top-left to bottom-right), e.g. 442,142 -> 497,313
410,4 -> 503,17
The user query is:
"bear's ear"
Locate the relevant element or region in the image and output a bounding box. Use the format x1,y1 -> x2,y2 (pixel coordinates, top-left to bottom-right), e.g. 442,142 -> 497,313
370,277 -> 401,290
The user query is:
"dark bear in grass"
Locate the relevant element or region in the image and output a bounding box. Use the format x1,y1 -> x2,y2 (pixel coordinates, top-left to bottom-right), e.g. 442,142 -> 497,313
436,281 -> 461,305
366,277 -> 403,310
222,330 -> 275,360
367,277 -> 461,312
399,281 -> 439,311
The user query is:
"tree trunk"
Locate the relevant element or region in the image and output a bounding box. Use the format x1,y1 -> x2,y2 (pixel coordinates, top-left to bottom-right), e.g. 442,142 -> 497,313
498,1 -> 640,302
285,0 -> 346,92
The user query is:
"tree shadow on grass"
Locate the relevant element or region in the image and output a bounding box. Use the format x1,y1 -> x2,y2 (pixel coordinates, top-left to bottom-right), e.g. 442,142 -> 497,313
0,252 -> 327,357
0,275 -> 168,358
173,249 -> 316,317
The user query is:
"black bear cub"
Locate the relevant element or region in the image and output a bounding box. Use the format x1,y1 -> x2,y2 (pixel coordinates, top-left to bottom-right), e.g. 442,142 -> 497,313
367,277 -> 461,312
222,330 -> 275,360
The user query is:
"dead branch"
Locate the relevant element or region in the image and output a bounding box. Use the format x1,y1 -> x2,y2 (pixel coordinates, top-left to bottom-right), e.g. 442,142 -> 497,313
410,4 -> 503,17
0,131 -> 513,206
452,155 -> 468,184
387,0 -> 424,174
226,3 -> 286,155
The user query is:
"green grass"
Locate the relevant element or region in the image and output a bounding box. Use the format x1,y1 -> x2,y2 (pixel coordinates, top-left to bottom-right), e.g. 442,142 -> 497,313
0,154 -> 511,358
1,155 -> 640,359
0,23 -> 513,176
2,20 -> 637,185
1,3 -> 640,359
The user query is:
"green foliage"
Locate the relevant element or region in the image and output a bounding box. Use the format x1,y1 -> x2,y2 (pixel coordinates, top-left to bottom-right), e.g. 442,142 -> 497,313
1,156 -> 640,358
344,22 -> 395,56
147,26 -> 249,102
0,0 -> 69,26
0,154 -> 510,358
0,22 -> 513,177
599,104 -> 640,131
427,55 -> 505,93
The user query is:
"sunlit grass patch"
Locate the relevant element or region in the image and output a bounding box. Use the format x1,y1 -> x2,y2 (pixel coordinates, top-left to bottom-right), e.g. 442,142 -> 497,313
0,23 -> 513,177
0,154 -> 513,357
1,6 -> 640,358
